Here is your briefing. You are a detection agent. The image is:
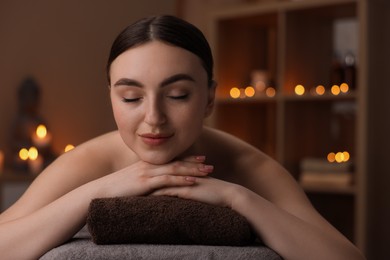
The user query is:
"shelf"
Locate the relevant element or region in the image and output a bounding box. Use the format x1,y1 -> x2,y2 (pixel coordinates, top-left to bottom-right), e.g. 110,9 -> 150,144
211,0 -> 357,18
210,0 -> 363,247
216,96 -> 277,104
217,91 -> 356,103
214,11 -> 278,98
284,2 -> 358,94
282,91 -> 357,101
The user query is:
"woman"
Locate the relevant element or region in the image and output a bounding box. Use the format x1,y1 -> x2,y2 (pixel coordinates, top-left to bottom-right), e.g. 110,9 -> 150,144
0,15 -> 364,260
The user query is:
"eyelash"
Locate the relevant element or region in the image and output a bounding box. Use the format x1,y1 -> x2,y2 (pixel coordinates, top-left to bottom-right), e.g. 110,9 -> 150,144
122,97 -> 141,103
122,94 -> 189,103
168,94 -> 189,100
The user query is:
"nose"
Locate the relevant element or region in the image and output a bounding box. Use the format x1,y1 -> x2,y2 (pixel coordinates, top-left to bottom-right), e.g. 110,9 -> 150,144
144,98 -> 167,126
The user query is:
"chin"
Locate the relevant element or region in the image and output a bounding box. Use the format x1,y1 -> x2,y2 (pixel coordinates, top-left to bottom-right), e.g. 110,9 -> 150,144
138,153 -> 176,165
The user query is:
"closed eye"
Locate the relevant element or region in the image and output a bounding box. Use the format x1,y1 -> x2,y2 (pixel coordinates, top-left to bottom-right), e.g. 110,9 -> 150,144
122,97 -> 142,103
168,94 -> 189,100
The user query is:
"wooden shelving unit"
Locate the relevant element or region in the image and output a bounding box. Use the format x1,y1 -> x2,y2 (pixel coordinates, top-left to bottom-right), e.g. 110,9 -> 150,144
209,0 -> 366,250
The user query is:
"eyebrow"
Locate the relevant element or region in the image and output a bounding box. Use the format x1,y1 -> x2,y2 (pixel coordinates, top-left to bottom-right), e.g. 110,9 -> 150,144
113,73 -> 196,88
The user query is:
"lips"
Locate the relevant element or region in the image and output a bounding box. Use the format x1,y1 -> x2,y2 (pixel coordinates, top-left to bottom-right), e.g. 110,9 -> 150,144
139,133 -> 174,146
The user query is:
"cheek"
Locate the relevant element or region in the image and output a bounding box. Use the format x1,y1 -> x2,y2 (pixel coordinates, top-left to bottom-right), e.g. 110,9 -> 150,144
176,103 -> 206,132
111,101 -> 136,130
111,101 -> 124,127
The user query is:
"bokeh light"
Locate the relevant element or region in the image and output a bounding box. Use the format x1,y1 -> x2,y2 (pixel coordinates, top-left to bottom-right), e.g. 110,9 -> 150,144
295,85 -> 305,96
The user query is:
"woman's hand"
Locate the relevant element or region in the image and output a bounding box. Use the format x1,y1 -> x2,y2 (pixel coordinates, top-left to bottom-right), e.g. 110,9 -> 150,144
94,156 -> 214,198
151,176 -> 244,209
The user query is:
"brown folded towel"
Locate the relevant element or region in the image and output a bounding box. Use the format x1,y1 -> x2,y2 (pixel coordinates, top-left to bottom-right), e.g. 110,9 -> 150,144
87,196 -> 256,246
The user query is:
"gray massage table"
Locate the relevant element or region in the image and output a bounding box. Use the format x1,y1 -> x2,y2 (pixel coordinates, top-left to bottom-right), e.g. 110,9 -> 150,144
40,226 -> 282,259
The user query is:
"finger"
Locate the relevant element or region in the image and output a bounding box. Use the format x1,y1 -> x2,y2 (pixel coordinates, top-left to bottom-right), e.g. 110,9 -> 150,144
180,155 -> 206,163
146,175 -> 197,191
170,161 -> 214,175
180,156 -> 214,174
151,186 -> 191,199
198,164 -> 214,174
151,161 -> 213,177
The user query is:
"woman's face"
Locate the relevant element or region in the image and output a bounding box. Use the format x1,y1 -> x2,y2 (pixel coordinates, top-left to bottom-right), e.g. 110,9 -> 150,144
109,41 -> 215,164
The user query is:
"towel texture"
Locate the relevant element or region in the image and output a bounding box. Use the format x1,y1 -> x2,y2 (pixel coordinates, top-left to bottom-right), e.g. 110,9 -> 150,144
87,196 -> 256,246
41,226 -> 282,260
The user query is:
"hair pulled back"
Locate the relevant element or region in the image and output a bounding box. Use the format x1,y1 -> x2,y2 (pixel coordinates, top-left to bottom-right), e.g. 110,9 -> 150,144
107,15 -> 214,87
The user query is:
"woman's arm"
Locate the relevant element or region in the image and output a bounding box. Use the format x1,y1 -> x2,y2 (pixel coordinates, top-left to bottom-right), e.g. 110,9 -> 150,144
0,132 -> 118,224
152,129 -> 365,260
0,179 -> 100,259
231,167 -> 365,260
153,173 -> 364,260
0,133 -> 212,259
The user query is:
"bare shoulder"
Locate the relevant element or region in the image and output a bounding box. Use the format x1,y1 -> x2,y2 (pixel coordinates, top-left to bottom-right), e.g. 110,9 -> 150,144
0,131 -> 132,221
65,131 -> 136,170
201,127 -> 311,210
200,126 -> 271,168
200,127 -> 274,182
37,130 -> 135,186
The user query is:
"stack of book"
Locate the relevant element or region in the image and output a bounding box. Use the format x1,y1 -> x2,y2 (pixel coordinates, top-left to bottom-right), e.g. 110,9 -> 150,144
299,158 -> 353,187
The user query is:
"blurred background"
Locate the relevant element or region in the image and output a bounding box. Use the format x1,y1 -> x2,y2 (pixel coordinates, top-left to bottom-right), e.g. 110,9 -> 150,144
0,0 -> 389,259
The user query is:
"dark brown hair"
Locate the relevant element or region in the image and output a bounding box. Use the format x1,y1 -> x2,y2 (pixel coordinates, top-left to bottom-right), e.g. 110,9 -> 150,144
106,15 -> 214,87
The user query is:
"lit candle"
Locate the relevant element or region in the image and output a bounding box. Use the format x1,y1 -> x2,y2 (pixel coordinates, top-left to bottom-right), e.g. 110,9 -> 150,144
28,156 -> 43,175
19,148 -> 29,161
294,85 -> 305,96
343,151 -> 350,162
28,147 -> 43,175
244,86 -> 256,97
331,85 -> 341,96
230,87 -> 240,99
327,151 -> 350,163
335,152 -> 345,163
0,150 -> 4,173
265,87 -> 276,97
32,124 -> 52,148
340,83 -> 349,93
327,152 -> 336,163
315,85 -> 325,95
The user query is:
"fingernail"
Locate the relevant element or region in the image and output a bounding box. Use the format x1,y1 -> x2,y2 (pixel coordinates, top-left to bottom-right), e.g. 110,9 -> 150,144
199,164 -> 214,172
195,155 -> 206,161
185,176 -> 196,182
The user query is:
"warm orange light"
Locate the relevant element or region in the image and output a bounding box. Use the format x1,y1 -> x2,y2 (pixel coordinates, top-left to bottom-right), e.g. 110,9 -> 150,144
244,86 -> 255,97
0,150 -> 4,172
28,147 -> 39,160
340,83 -> 349,93
315,85 -> 325,95
265,87 -> 276,97
230,87 -> 240,99
328,151 -> 350,163
36,125 -> 47,138
327,152 -> 336,163
331,85 -> 341,95
65,144 -> 75,153
295,85 -> 305,96
19,148 -> 29,161
342,151 -> 350,162
335,152 -> 345,163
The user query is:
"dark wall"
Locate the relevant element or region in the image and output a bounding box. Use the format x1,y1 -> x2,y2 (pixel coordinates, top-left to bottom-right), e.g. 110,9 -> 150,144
0,0 -> 176,154
366,0 -> 390,259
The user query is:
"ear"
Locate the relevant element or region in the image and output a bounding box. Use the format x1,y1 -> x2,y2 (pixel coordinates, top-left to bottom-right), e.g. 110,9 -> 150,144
204,81 -> 217,118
